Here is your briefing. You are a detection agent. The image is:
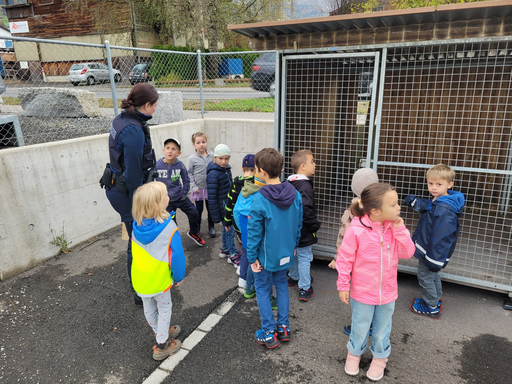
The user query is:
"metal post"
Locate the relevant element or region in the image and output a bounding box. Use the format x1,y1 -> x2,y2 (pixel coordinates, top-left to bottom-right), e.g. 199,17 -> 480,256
197,49 -> 205,119
274,51 -> 280,150
372,47 -> 387,172
104,40 -> 119,116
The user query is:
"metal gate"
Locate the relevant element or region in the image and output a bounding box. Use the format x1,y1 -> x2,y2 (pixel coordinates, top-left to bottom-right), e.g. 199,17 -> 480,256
278,37 -> 512,295
279,52 -> 380,256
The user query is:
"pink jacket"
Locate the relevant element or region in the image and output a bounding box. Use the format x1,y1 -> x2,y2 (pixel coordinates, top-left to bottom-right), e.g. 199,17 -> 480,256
336,215 -> 415,305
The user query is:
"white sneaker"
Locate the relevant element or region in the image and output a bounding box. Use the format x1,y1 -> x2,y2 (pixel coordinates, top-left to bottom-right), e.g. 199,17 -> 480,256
238,277 -> 246,288
236,266 -> 241,276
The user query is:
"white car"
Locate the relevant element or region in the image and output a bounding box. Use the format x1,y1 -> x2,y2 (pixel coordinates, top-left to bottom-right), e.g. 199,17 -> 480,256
68,63 -> 122,86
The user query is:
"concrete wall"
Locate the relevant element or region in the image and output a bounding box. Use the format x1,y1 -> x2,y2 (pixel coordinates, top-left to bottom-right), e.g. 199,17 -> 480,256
0,118 -> 274,281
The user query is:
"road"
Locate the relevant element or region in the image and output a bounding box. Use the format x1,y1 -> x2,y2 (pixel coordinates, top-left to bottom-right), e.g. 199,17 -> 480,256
2,82 -> 273,100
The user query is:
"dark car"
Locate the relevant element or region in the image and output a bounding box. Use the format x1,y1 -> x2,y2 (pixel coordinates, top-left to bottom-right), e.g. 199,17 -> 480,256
251,52 -> 276,97
129,63 -> 152,85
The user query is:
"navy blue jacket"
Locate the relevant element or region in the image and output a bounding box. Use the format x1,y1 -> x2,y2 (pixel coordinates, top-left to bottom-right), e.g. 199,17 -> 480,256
405,190 -> 465,272
206,162 -> 232,224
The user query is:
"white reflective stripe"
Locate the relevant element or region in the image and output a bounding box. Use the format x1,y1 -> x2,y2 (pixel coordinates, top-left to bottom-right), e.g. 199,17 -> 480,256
415,242 -> 427,254
425,254 -> 444,266
411,198 -> 417,207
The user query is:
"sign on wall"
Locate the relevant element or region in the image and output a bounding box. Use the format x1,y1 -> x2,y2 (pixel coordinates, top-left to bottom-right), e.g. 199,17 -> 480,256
9,21 -> 30,34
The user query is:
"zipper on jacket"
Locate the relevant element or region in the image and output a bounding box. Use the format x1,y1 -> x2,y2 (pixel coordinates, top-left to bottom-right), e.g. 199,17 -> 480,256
387,244 -> 391,268
380,227 -> 384,305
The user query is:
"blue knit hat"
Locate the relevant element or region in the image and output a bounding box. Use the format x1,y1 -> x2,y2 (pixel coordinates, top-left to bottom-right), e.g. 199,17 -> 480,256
214,144 -> 231,157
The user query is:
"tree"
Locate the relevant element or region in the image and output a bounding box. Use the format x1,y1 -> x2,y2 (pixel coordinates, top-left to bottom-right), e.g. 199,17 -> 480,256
353,0 -> 490,14
322,0 -> 360,15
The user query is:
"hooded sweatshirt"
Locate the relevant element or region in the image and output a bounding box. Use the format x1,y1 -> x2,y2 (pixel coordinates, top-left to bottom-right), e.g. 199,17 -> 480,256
336,215 -> 415,305
233,180 -> 264,247
287,174 -> 321,247
225,175 -> 255,230
131,215 -> 186,288
155,158 -> 190,202
247,182 -> 303,272
405,190 -> 465,272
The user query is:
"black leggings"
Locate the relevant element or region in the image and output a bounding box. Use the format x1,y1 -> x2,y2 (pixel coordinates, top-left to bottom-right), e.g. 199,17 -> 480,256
195,199 -> 214,230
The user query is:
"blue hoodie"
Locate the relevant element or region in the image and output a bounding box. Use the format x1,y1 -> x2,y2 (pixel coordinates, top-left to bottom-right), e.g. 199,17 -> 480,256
247,182 -> 303,272
132,214 -> 186,282
405,190 -> 465,272
155,158 -> 190,202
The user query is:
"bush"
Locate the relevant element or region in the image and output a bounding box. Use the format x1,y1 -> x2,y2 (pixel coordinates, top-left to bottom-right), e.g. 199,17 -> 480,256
149,45 -> 197,81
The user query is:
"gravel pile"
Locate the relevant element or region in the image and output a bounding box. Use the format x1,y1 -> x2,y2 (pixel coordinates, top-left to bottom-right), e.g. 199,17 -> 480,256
18,116 -> 113,146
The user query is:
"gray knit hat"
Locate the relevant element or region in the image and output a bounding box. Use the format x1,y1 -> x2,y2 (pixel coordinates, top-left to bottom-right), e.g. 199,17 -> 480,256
214,144 -> 231,157
351,168 -> 379,197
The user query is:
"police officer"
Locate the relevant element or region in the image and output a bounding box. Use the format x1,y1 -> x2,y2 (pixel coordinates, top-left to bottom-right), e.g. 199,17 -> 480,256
104,83 -> 159,306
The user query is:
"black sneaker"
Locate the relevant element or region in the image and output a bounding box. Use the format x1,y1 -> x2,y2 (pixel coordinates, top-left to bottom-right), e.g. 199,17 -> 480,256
187,231 -> 205,247
134,293 -> 143,307
299,286 -> 314,301
277,325 -> 291,342
287,275 -> 298,287
209,226 -> 216,238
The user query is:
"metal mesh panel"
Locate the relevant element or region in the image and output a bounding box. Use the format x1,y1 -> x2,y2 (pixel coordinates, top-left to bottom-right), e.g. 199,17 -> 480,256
201,51 -> 275,119
379,41 -> 512,291
0,38 -> 115,147
282,53 -> 378,252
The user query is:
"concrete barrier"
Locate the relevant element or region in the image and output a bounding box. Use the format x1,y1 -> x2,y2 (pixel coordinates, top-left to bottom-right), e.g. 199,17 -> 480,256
0,118 -> 274,281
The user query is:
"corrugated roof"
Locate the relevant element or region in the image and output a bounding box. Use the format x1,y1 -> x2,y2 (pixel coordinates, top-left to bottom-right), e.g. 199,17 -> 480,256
228,0 -> 512,38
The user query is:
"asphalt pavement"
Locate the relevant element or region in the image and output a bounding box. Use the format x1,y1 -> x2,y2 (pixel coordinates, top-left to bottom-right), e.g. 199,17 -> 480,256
1,210 -> 511,383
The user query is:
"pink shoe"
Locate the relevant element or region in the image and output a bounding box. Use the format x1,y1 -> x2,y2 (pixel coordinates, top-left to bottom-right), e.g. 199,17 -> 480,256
366,357 -> 388,381
344,351 -> 361,376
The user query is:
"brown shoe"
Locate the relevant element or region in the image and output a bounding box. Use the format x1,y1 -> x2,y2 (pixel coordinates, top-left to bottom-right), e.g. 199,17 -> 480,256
152,339 -> 181,361
168,325 -> 181,339
366,357 -> 388,381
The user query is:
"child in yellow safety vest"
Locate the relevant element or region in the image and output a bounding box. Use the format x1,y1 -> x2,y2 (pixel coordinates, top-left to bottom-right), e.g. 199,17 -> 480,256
131,181 -> 186,361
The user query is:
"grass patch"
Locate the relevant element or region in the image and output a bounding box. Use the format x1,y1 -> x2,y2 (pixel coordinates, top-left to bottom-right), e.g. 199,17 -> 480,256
3,96 -> 20,105
183,97 -> 274,113
2,96 -> 122,108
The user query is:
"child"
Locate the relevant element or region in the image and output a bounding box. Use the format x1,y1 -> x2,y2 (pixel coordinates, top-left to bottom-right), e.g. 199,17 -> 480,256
188,132 -> 216,238
247,148 -> 303,349
329,168 -> 379,337
234,173 -> 266,296
225,154 -> 256,286
287,149 -> 321,301
131,181 -> 185,361
405,164 -> 465,319
155,138 -> 205,247
337,183 -> 415,381
207,144 -> 240,265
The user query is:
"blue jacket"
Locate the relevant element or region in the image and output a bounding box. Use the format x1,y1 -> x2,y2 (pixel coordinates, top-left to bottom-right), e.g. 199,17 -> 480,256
234,180 -> 262,247
207,162 -> 232,223
405,190 -> 465,272
132,213 -> 186,283
247,182 -> 303,272
155,158 -> 190,202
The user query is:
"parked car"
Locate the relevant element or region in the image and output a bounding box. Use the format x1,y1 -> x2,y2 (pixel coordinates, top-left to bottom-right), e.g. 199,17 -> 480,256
251,52 -> 276,97
68,63 -> 122,86
129,63 -> 152,85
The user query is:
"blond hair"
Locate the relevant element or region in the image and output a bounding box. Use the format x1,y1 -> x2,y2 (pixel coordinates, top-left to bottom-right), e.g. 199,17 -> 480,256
426,164 -> 455,183
290,149 -> 313,173
191,131 -> 208,144
132,181 -> 170,226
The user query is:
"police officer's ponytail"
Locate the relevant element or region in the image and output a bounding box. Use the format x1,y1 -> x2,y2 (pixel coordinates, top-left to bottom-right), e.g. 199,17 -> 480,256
121,83 -> 159,117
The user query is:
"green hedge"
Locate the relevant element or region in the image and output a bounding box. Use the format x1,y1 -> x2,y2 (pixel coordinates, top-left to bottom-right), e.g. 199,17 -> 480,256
149,45 -> 197,81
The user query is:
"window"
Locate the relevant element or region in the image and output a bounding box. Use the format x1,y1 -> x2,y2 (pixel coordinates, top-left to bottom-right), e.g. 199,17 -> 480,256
38,0 -> 54,5
70,64 -> 84,70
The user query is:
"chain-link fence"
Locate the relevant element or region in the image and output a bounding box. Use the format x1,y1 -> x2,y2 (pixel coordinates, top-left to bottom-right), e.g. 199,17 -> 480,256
0,36 -> 276,148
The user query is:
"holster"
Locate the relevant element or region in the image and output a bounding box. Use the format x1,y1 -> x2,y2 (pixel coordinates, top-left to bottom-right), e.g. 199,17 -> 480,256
99,163 -> 113,190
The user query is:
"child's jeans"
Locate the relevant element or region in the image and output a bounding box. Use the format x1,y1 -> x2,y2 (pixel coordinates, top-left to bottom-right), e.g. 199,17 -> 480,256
141,290 -> 173,344
348,297 -> 394,359
417,259 -> 442,307
239,247 -> 254,288
254,268 -> 289,333
288,245 -> 313,290
222,225 -> 238,255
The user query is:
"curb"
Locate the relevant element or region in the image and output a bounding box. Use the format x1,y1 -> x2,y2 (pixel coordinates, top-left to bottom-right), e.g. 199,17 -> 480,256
142,288 -> 242,384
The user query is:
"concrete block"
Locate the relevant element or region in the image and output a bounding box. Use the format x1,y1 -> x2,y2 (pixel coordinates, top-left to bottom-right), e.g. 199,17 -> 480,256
158,349 -> 189,372
181,330 -> 207,350
149,91 -> 183,125
18,87 -> 101,118
142,369 -> 170,384
198,313 -> 222,332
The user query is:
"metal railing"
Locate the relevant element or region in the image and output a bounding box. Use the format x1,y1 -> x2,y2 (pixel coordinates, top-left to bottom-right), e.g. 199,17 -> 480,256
0,36 -> 276,147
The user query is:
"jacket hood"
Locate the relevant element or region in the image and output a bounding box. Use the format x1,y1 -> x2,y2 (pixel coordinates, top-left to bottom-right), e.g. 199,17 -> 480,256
133,216 -> 172,245
287,174 -> 309,182
157,158 -> 182,167
259,182 -> 297,209
241,180 -> 263,197
436,190 -> 465,213
207,162 -> 231,173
